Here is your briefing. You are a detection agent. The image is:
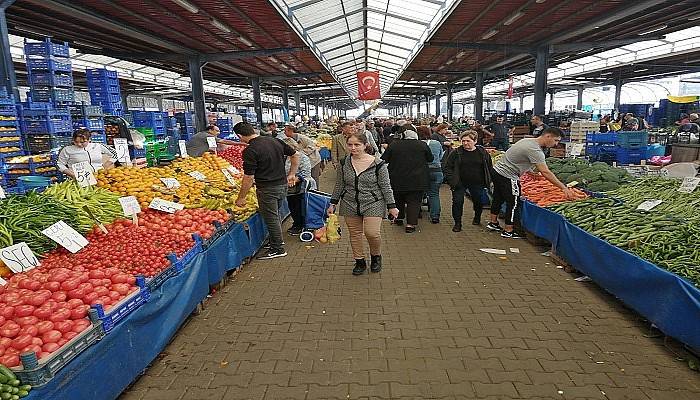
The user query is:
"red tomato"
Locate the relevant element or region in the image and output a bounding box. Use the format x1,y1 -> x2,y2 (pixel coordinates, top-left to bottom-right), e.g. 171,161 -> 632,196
0,338 -> 10,347
57,338 -> 68,347
83,292 -> 100,304
11,334 -> 33,350
0,321 -> 20,338
33,307 -> 52,320
13,304 -> 35,318
88,270 -> 105,279
108,291 -> 122,301
49,308 -> 71,322
63,331 -> 78,341
51,292 -> 67,302
66,299 -> 84,309
36,321 -> 54,334
53,321 -> 73,334
15,316 -> 39,327
43,281 -> 61,291
66,287 -> 85,300
20,344 -> 41,355
70,306 -> 87,320
41,330 -> 62,343
42,342 -> 60,353
112,284 -> 130,296
60,279 -> 80,291
31,337 -> 43,346
19,325 -> 38,337
0,354 -> 19,367
72,320 -> 90,333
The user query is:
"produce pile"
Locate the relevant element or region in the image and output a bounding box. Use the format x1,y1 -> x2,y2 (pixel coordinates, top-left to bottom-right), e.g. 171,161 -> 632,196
547,158 -> 632,192
314,133 -> 333,149
0,365 -> 31,398
218,144 -> 245,170
486,149 -> 503,165
43,181 -> 124,230
549,177 -> 700,286
521,174 -> 588,206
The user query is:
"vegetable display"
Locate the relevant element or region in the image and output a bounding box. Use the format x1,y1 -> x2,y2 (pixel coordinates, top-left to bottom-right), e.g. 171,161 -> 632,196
218,144 -> 245,170
549,177 -> 700,286
0,364 -> 31,398
43,181 -> 124,230
521,174 -> 588,206
547,158 -> 631,192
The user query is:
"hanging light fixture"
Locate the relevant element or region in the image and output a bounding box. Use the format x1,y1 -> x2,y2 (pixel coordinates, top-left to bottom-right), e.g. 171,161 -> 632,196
481,30 -> 498,40
172,0 -> 199,13
503,12 -> 524,26
210,18 -> 231,33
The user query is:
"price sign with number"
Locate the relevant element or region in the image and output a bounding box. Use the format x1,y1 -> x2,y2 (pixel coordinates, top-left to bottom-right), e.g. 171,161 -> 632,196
178,140 -> 188,158
119,196 -> 142,216
0,185 -> 5,199
678,177 -> 700,193
188,171 -> 206,181
207,136 -> 217,149
160,178 -> 181,189
42,221 -> 89,253
636,199 -> 663,212
227,166 -> 241,175
113,138 -> 131,165
149,197 -> 185,214
222,169 -> 237,186
569,143 -> 585,156
72,161 -> 97,187
0,242 -> 40,273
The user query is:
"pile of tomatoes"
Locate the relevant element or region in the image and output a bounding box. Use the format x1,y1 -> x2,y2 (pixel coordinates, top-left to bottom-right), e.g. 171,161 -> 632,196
218,144 -> 245,170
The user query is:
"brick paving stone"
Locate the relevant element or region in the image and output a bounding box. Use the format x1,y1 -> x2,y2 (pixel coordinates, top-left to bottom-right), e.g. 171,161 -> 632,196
125,173 -> 700,400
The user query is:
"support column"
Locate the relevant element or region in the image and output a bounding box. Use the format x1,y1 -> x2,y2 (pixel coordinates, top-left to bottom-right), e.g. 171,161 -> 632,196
251,77 -> 263,127
157,95 -> 164,112
446,85 -> 454,122
281,87 -> 289,122
188,57 -> 207,132
0,6 -> 18,100
519,95 -> 524,113
533,45 -> 549,115
548,89 -> 556,113
475,72 -> 484,122
315,99 -> 320,117
416,97 -> 421,114
304,97 -> 310,116
434,95 -> 441,117
294,92 -> 301,117
576,87 -> 584,110
425,95 -> 430,115
614,80 -> 623,111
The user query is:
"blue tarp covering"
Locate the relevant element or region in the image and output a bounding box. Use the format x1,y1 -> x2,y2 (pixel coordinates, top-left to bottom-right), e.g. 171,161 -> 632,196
26,206 -> 288,400
521,201 -> 700,351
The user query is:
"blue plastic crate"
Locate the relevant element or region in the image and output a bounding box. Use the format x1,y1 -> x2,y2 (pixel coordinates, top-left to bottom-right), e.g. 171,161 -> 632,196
202,219 -> 235,249
72,116 -> 104,131
130,147 -> 146,158
25,135 -> 72,154
146,234 -> 203,292
0,119 -> 18,127
26,58 -> 71,72
86,74 -> 119,86
69,104 -> 103,117
646,144 -> 666,158
86,68 -> 118,80
30,87 -> 74,103
90,91 -> 121,104
89,276 -> 149,333
616,131 -> 649,148
586,132 -> 617,144
132,111 -> 164,121
19,105 -> 70,119
12,320 -> 104,387
88,80 -> 121,95
24,39 -> 70,57
0,150 -> 24,159
29,71 -> 73,87
91,132 -> 107,143
22,117 -> 72,134
616,146 -> 648,165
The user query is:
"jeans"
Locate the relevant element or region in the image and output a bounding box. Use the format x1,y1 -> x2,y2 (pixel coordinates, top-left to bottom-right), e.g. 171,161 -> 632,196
287,193 -> 304,229
394,190 -> 423,226
492,138 -> 510,151
427,170 -> 443,220
451,184 -> 485,224
256,184 -> 288,251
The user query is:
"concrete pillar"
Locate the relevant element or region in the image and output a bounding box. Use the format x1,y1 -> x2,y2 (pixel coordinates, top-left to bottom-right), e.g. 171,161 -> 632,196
614,81 -> 624,111
434,95 -> 441,117
533,45 -> 549,115
548,89 -> 556,113
0,7 -> 18,99
446,85 -> 454,122
188,58 -> 207,131
475,72 -> 484,122
519,95 -> 524,113
294,91 -> 301,116
576,87 -> 584,110
282,87 -> 289,122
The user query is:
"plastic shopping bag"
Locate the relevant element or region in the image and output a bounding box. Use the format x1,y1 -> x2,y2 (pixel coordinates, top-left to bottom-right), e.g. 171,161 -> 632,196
326,214 -> 341,244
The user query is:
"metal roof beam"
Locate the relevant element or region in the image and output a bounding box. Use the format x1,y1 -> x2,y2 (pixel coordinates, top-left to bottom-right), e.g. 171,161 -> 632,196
289,0 -> 326,11
366,7 -> 430,27
428,42 -> 532,54
216,72 -> 323,82
323,38 -> 364,56
306,8 -> 364,31
326,49 -> 363,63
316,25 -> 366,44
550,36 -> 665,52
84,47 -> 307,62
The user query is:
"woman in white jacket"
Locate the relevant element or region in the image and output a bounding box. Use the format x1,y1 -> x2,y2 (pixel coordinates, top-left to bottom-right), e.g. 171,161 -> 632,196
57,128 -> 117,179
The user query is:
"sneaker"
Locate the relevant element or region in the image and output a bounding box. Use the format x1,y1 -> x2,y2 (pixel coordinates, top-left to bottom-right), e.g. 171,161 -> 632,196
287,226 -> 303,236
500,231 -> 525,239
486,222 -> 503,232
394,219 -> 404,226
353,259 -> 367,275
257,249 -> 288,260
263,241 -> 285,249
452,224 -> 462,232
472,218 -> 481,226
431,218 -> 440,224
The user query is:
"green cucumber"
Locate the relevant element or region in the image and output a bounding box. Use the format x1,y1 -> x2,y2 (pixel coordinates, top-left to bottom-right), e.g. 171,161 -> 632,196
0,367 -> 15,381
16,391 -> 27,398
7,381 -> 18,388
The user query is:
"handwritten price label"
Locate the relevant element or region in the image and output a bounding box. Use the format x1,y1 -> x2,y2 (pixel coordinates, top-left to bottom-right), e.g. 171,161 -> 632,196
636,199 -> 662,212
678,177 -> 700,194
0,242 -> 40,273
113,138 -> 131,164
222,169 -> 237,186
207,136 -> 217,149
0,185 -> 5,199
42,221 -> 89,253
160,178 -> 181,189
178,140 -> 188,158
188,171 -> 206,181
119,196 -> 141,216
72,161 -> 97,187
149,197 -> 184,214
569,143 -> 584,156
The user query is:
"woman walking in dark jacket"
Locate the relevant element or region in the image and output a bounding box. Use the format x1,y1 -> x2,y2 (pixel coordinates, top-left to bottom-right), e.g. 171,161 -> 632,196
328,132 -> 398,275
443,131 -> 493,232
380,124 -> 434,233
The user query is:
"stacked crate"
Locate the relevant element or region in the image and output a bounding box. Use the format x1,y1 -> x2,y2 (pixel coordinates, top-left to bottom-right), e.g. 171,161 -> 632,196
18,102 -> 73,155
24,39 -> 74,105
164,114 -> 180,156
586,132 -> 617,163
86,68 -> 124,116
567,120 -> 599,143
175,112 -> 195,140
0,89 -> 23,161
132,111 -> 166,137
616,131 -> 649,165
216,117 -> 238,140
70,104 -> 106,143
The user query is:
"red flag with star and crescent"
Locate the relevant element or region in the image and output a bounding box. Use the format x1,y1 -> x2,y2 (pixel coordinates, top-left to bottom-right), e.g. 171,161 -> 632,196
357,71 -> 381,100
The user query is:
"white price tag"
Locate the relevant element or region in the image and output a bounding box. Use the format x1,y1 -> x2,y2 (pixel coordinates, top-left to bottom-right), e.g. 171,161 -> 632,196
71,161 -> 97,187
0,277 -> 6,286
149,197 -> 185,214
119,196 -> 141,216
678,177 -> 700,194
0,185 -> 5,199
113,138 -> 131,164
207,136 -> 217,149
222,169 -> 237,187
42,221 -> 89,253
227,166 -> 241,175
178,140 -> 188,158
160,178 -> 181,189
188,171 -> 206,181
569,143 -> 584,156
636,199 -> 663,212
0,243 -> 40,273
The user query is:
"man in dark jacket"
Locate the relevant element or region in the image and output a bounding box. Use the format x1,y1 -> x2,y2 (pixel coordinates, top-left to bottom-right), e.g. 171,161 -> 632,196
380,125 -> 433,233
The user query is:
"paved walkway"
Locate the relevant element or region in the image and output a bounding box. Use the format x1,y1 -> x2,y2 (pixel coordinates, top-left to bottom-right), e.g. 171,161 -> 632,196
122,170 -> 700,400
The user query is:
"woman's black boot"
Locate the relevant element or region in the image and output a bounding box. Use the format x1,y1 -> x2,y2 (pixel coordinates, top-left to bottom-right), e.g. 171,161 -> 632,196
370,255 -> 382,273
352,259 -> 367,275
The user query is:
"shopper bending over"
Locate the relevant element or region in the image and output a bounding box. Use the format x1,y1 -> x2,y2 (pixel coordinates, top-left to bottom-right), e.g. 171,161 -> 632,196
488,127 -> 573,238
186,125 -> 239,157
234,122 -> 299,259
380,124 -> 433,233
417,125 -> 444,224
58,128 -> 117,179
444,131 -> 493,232
328,132 -> 398,275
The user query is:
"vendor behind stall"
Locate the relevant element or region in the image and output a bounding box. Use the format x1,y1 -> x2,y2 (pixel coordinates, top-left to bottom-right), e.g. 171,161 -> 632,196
57,128 -> 118,179
185,125 -> 239,157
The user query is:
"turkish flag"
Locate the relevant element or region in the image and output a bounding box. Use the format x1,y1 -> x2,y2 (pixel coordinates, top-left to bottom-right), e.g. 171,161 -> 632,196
357,71 -> 380,100
507,76 -> 514,99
